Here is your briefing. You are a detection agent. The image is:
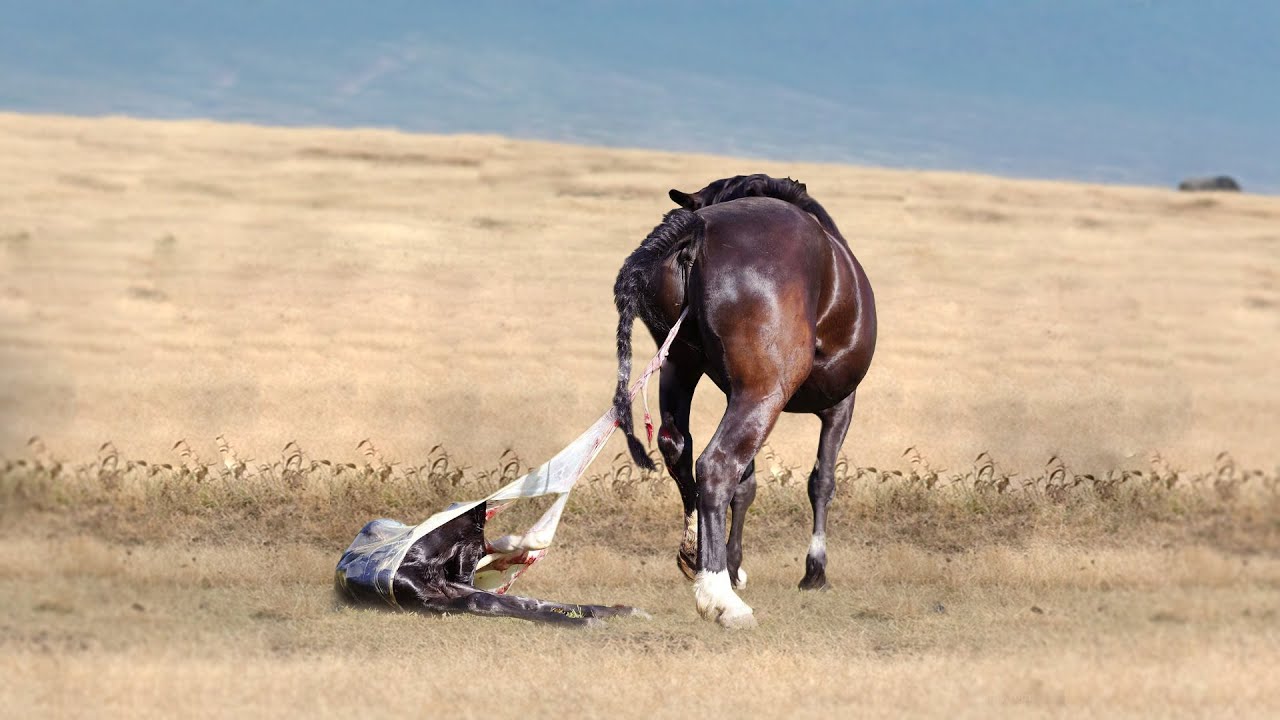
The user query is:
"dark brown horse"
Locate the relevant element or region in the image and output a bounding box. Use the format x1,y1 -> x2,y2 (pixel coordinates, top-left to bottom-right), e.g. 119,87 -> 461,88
611,175 -> 876,627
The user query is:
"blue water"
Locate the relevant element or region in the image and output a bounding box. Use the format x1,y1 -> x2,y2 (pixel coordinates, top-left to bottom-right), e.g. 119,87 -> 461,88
1,1 -> 1276,191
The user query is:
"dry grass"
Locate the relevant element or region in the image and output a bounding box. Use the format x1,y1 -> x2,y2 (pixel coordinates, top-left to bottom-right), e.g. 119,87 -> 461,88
2,518 -> 1278,719
6,441 -> 1276,717
4,437 -> 1278,556
2,113 -> 1279,475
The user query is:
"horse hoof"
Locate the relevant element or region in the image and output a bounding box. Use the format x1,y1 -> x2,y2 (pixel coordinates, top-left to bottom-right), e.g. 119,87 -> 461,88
732,567 -> 748,590
629,608 -> 653,621
718,609 -> 758,630
677,549 -> 697,582
797,575 -> 831,592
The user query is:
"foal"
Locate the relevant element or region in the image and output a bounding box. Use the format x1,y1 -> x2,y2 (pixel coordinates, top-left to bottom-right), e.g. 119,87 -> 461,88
337,504 -> 645,626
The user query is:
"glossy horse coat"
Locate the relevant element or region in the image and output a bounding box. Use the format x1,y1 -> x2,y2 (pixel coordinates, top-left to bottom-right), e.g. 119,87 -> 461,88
611,175 -> 876,627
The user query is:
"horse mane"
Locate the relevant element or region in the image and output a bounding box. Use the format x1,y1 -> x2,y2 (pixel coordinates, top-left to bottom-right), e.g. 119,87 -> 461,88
685,174 -> 846,244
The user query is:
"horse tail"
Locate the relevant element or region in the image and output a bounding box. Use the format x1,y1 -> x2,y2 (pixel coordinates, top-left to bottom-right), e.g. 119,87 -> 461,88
612,208 -> 704,470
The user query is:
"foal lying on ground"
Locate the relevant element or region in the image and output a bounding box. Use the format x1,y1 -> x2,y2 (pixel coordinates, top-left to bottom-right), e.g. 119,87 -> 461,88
336,503 -> 646,626
336,265 -> 688,627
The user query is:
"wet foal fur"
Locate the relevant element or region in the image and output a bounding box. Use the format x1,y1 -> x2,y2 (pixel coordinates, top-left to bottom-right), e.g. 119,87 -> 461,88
612,174 -> 876,626
338,505 -> 641,626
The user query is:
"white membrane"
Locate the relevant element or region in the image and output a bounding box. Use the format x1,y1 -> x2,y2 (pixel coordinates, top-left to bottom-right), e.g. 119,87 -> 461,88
336,310 -> 691,606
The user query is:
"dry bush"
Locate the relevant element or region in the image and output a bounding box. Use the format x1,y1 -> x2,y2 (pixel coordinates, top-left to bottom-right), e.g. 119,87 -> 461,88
2,437 -> 1277,554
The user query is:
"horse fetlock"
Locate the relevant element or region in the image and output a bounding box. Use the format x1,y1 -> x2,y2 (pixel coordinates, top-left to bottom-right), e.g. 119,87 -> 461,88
694,570 -> 755,627
807,533 -> 827,560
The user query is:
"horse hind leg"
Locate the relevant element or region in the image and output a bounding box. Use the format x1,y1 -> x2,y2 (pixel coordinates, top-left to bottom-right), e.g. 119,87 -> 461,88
800,392 -> 856,590
726,460 -> 756,590
693,392 -> 787,628
655,353 -> 701,581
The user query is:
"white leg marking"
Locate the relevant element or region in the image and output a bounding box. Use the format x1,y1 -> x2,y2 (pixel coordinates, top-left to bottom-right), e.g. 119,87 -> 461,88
734,566 -> 748,589
808,533 -> 827,559
694,570 -> 756,628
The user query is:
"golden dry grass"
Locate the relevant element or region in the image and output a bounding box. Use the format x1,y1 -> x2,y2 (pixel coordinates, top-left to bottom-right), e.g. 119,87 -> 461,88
3,450 -> 1279,717
5,439 -> 1278,554
2,112 -> 1279,474
2,524 -> 1279,719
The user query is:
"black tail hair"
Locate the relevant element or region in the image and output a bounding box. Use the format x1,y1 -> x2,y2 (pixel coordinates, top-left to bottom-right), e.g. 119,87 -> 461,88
612,209 -> 704,469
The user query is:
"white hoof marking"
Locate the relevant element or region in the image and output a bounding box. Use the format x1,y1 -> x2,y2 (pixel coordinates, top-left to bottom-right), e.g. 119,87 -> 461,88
694,570 -> 754,626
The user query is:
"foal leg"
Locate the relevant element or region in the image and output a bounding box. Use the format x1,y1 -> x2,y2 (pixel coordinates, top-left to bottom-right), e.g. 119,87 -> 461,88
726,460 -> 756,590
655,352 -> 702,581
799,392 -> 856,590
693,393 -> 785,628
430,583 -> 643,626
576,603 -> 652,621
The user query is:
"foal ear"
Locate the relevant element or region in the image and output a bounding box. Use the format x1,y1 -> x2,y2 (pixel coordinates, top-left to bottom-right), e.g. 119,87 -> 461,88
669,189 -> 698,210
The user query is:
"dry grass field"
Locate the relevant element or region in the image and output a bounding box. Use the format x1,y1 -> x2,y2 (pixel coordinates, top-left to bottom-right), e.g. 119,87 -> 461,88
2,112 -> 1278,472
3,536 -> 1280,719
2,485 -> 1279,719
2,113 -> 1279,717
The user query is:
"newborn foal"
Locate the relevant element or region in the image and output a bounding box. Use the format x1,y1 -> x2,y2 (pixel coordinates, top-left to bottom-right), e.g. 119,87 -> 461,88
336,503 -> 643,626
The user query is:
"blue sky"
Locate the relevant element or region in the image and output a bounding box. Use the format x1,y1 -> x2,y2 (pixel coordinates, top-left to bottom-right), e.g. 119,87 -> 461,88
1,1 -> 1277,191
